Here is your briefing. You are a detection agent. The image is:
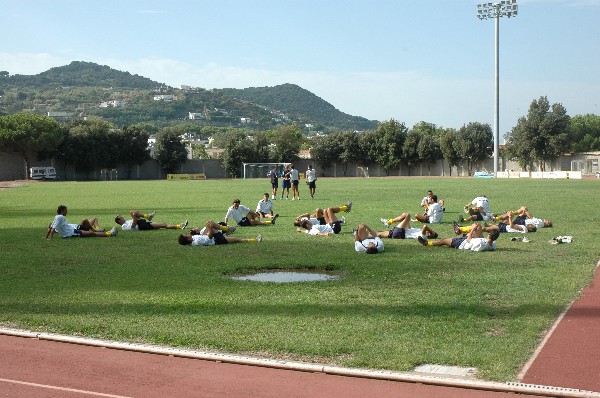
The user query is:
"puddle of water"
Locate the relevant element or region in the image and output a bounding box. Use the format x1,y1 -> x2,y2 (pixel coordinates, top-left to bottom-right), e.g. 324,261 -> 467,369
231,269 -> 341,283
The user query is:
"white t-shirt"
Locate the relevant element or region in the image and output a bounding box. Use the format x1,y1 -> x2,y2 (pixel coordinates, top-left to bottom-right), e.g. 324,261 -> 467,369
404,227 -> 425,239
506,224 -> 527,233
355,237 -> 385,253
225,205 -> 250,223
421,196 -> 430,207
306,168 -> 317,182
51,214 -> 77,238
459,238 -> 496,252
256,199 -> 273,214
300,216 -> 321,225
525,218 -> 544,229
427,203 -> 443,223
120,219 -> 137,231
191,234 -> 215,246
290,168 -> 299,181
306,224 -> 333,235
471,197 -> 491,214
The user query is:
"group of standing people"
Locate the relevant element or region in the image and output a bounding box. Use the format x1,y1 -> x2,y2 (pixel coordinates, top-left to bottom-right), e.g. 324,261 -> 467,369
269,164 -> 317,200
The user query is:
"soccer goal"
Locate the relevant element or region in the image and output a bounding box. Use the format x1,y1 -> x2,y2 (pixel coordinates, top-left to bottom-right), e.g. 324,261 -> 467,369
357,166 -> 369,178
243,162 -> 290,179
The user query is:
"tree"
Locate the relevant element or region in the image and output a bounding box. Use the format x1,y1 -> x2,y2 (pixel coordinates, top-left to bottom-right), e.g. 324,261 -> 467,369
371,119 -> 407,175
153,127 -> 188,174
270,124 -> 303,162
336,131 -> 361,176
310,134 -> 341,172
456,122 -> 493,175
569,114 -> 600,153
402,129 -> 422,176
411,122 -> 441,176
117,125 -> 151,178
0,113 -> 63,177
504,96 -> 570,171
439,128 -> 461,176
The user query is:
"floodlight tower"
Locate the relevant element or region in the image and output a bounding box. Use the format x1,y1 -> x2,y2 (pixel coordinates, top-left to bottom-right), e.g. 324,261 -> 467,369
477,0 -> 518,176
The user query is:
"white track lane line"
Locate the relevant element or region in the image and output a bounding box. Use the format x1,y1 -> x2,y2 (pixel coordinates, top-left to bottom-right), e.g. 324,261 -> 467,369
0,377 -> 132,398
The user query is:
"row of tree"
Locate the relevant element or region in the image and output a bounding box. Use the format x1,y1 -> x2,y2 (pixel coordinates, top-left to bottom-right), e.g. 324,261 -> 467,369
1,96 -> 599,179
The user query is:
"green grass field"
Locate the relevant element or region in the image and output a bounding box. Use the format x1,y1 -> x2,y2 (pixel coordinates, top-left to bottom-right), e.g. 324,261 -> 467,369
1,177 -> 598,381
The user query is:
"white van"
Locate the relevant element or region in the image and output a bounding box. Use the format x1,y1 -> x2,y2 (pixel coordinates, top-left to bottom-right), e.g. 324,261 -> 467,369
29,166 -> 57,180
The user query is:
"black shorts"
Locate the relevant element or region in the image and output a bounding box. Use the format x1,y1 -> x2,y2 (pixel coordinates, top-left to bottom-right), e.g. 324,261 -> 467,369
238,217 -> 252,227
514,215 -> 526,225
292,180 -> 299,186
308,181 -> 316,189
213,232 -> 228,245
330,221 -> 342,234
282,180 -> 291,189
451,237 -> 467,248
498,222 -> 508,233
137,219 -> 154,230
317,217 -> 326,225
389,227 -> 406,239
271,181 -> 278,188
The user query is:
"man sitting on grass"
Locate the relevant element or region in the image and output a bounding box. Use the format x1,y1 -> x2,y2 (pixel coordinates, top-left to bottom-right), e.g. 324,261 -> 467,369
353,223 -> 384,254
379,212 -> 438,240
115,210 -> 187,231
418,222 -> 499,252
179,221 -> 261,246
47,205 -> 117,239
296,201 -> 352,236
415,195 -> 443,224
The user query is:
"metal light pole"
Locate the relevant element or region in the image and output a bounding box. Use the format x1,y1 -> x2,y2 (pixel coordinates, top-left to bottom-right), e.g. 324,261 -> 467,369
477,0 -> 518,176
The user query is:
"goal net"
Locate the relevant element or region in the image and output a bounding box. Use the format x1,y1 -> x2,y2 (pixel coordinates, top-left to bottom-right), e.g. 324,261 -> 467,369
243,162 -> 290,179
357,166 -> 369,178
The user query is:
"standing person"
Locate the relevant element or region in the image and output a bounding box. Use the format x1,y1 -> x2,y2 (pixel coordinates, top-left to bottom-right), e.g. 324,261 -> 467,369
354,223 -> 384,254
268,166 -> 280,200
47,205 -> 117,239
115,210 -> 187,231
225,199 -> 278,226
306,164 -> 317,199
290,164 -> 300,200
415,195 -> 443,224
418,222 -> 499,252
281,165 -> 291,200
256,193 -> 278,219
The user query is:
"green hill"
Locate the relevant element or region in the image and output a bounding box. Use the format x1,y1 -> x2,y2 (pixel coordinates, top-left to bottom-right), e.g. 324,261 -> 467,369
0,62 -> 378,131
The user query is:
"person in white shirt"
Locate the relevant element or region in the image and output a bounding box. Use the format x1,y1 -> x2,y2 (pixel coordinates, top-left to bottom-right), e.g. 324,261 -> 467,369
295,201 -> 352,236
415,195 -> 443,224
354,223 -> 384,254
463,195 -> 492,221
178,221 -> 260,246
46,205 -> 117,239
378,212 -> 438,240
256,193 -> 278,219
420,190 -> 445,213
306,164 -> 317,199
290,164 -> 300,200
418,222 -> 499,252
493,205 -> 552,229
115,210 -> 187,231
226,199 -> 277,226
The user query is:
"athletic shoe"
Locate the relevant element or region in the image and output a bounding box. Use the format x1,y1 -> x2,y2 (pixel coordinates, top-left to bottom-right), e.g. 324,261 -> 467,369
225,225 -> 236,235
345,200 -> 352,213
180,220 -> 188,229
417,236 -> 428,246
292,198 -> 295,201
452,222 -> 461,235
271,214 -> 279,226
109,227 -> 118,236
380,218 -> 389,228
351,228 -> 356,237
522,236 -> 530,243
510,237 -> 523,241
147,211 -> 156,221
549,238 -> 560,245
340,216 -> 346,224
457,215 -> 464,223
256,234 -> 263,242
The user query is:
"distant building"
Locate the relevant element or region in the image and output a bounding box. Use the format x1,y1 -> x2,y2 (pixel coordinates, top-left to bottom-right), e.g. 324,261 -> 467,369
99,100 -> 127,108
188,112 -> 204,120
153,94 -> 176,101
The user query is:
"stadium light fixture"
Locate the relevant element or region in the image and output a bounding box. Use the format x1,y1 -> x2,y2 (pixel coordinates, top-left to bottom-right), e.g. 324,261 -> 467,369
477,0 -> 518,176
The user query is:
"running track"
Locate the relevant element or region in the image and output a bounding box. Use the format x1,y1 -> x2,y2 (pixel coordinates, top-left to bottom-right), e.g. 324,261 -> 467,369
2,262 -> 599,397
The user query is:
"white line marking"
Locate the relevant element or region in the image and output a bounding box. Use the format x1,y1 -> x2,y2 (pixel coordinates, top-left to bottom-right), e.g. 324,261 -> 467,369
0,377 -> 132,398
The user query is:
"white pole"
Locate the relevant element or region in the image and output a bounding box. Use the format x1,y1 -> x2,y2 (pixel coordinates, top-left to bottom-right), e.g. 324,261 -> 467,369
494,7 -> 500,176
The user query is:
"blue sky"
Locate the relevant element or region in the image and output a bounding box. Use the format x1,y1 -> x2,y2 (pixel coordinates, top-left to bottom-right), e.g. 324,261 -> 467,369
2,0 -> 599,138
